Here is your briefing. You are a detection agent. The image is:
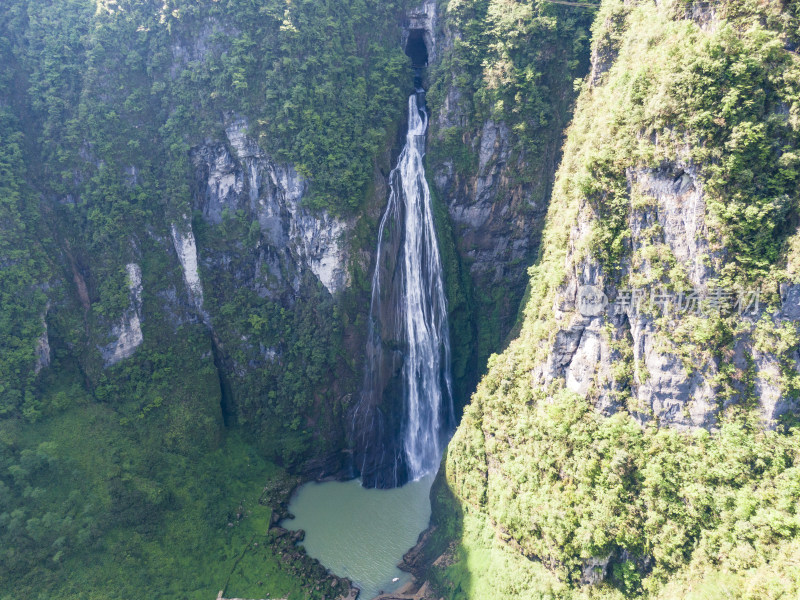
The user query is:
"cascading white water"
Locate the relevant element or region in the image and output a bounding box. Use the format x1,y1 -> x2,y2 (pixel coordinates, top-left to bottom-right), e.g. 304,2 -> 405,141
362,92 -> 454,481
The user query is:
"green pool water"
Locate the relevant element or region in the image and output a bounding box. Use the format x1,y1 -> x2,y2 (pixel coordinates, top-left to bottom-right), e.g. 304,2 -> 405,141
282,475 -> 434,599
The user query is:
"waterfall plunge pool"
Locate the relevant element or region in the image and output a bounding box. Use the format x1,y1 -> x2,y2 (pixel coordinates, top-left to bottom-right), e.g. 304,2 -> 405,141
282,475 -> 434,599
290,90 -> 445,599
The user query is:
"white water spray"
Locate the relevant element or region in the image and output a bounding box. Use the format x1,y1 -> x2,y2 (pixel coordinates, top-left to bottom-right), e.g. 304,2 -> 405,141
361,92 -> 454,481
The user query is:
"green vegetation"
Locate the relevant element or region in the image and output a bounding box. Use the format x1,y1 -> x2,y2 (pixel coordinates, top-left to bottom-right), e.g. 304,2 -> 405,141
191,211 -> 352,467
573,0 -> 800,286
437,388 -> 800,599
0,1 -> 51,420
0,325 -> 344,599
4,0 -> 800,597
427,0 -> 592,167
166,0 -> 411,213
430,0 -> 800,597
0,0 -> 416,595
0,107 -> 49,420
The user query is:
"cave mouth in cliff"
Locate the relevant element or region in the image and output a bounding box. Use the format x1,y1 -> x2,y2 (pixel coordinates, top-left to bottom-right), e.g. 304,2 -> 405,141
405,29 -> 428,67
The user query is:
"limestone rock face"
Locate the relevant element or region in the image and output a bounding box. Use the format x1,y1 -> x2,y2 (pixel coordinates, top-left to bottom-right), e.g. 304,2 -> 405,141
423,0 -> 580,383
171,222 -> 206,318
631,164 -> 712,286
512,9 -> 800,428
427,0 -> 800,594
580,555 -> 611,585
99,263 -> 144,367
165,116 -> 363,466
430,114 -> 549,339
191,117 -> 351,297
533,154 -> 800,430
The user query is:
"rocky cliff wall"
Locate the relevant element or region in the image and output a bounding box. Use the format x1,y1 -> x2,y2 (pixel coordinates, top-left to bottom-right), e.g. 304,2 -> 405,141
422,0 -> 593,399
4,0 -> 411,478
426,0 -> 800,596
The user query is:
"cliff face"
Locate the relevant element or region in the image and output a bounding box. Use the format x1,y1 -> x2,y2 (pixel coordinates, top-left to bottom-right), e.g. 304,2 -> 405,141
514,0 -> 800,431
175,114 -> 363,474
192,118 -> 350,297
334,0 -> 592,487
429,0 -> 800,597
0,0 -> 416,480
0,0 -> 412,593
29,93 -> 368,475
424,0 -> 592,396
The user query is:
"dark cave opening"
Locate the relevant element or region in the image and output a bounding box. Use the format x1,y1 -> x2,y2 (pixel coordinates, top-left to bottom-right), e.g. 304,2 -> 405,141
405,29 -> 428,67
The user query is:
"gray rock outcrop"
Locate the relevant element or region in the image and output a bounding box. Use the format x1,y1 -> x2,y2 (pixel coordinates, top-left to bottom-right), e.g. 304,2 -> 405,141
99,263 -> 144,367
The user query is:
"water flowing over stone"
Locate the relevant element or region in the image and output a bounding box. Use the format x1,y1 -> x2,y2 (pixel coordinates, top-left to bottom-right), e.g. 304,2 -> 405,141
352,93 -> 454,487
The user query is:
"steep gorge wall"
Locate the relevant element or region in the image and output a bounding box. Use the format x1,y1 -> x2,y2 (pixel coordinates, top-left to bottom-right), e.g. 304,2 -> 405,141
0,2 -> 413,589
423,0 -> 594,400
426,0 -> 800,597
0,0 -> 418,476
345,0 -> 594,487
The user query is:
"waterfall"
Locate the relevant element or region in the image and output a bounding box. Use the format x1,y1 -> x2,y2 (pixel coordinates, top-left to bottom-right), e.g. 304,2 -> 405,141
354,92 -> 454,486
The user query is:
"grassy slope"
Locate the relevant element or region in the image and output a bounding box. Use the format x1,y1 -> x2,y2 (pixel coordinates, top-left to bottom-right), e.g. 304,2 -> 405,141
0,323 -> 348,600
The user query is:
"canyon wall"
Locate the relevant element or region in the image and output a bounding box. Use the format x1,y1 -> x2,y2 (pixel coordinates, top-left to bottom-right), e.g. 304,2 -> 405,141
424,0 -> 800,597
